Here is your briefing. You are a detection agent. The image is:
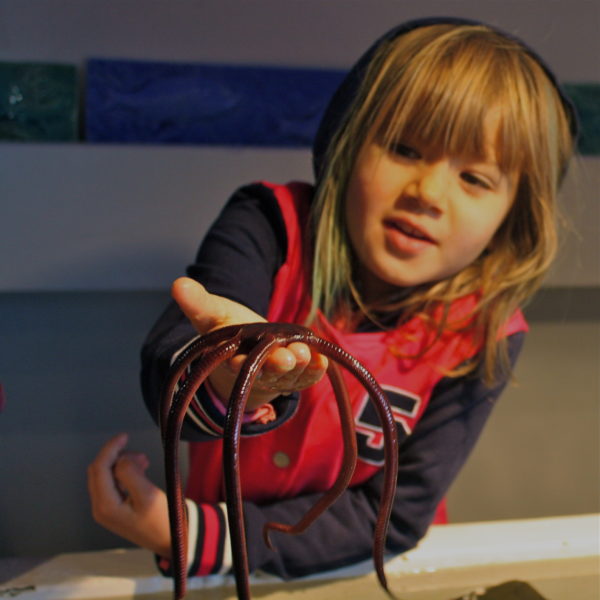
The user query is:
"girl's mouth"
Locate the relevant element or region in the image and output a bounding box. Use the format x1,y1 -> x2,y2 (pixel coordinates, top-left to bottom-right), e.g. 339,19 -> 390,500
386,219 -> 435,244
382,217 -> 437,257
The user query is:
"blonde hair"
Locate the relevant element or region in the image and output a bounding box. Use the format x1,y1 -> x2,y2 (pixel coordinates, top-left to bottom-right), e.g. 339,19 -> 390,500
308,23 -> 575,383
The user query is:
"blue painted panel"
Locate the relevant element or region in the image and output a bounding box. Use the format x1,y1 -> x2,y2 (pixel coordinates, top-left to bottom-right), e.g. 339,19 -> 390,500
84,58 -> 599,154
85,59 -> 346,146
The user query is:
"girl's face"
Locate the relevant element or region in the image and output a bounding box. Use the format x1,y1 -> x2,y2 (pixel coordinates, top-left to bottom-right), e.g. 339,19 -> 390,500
344,114 -> 518,298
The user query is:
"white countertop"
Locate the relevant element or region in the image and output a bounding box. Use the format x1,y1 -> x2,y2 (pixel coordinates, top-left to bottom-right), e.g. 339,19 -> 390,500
1,514 -> 598,600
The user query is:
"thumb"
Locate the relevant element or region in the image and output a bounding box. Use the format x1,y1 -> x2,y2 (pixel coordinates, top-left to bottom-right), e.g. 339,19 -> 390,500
171,277 -> 229,335
171,276 -> 266,334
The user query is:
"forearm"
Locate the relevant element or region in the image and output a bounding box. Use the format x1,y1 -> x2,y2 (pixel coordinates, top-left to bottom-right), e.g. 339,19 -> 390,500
140,184 -> 287,439
140,301 -> 200,435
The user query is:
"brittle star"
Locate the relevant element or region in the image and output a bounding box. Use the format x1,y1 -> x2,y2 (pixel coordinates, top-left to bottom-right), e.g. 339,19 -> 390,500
160,322 -> 399,599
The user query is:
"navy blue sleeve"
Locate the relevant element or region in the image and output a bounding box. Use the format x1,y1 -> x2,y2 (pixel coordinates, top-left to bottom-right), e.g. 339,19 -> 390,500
187,183 -> 288,315
140,183 -> 295,441
140,180 -> 528,579
241,331 -> 526,578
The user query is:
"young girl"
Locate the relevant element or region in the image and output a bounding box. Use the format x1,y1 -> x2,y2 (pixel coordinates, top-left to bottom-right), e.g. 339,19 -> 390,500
88,16 -> 577,582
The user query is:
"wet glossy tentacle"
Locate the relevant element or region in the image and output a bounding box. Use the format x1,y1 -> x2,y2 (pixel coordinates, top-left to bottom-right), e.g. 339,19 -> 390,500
262,360 -> 358,547
160,326 -> 244,437
160,322 -> 399,600
164,339 -> 241,600
223,335 -> 281,600
306,337 -> 399,595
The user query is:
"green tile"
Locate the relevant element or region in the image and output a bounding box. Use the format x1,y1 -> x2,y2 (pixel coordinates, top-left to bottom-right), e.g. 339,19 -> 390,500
0,62 -> 79,141
564,83 -> 600,155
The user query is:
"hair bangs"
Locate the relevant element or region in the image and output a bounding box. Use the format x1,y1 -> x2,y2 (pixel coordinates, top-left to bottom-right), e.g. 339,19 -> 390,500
374,28 -> 536,175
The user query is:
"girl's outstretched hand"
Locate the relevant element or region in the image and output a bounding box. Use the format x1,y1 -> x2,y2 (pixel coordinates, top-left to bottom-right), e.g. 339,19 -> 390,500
171,277 -> 328,410
87,433 -> 172,558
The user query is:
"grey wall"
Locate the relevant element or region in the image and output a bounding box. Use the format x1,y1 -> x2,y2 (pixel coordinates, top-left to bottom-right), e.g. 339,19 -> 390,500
0,0 -> 598,558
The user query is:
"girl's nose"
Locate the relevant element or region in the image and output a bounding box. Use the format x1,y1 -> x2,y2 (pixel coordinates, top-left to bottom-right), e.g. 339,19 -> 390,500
405,162 -> 448,214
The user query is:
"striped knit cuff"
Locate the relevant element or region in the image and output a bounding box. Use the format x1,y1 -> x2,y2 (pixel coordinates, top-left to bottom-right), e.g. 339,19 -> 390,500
156,501 -> 232,578
170,337 -> 277,436
169,336 -> 221,437
189,501 -> 232,575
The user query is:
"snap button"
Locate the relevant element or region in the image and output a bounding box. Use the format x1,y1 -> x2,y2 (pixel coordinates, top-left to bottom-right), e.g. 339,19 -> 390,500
272,451 -> 290,468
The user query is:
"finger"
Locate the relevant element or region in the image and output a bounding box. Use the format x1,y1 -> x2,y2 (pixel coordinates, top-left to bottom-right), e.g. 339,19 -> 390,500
225,349 -> 294,397
113,453 -> 159,509
228,346 -> 299,377
308,351 -> 329,372
87,434 -> 133,527
263,345 -> 326,380
280,351 -> 329,390
263,346 -> 297,373
112,451 -> 149,497
95,432 -> 129,467
285,343 -> 312,369
252,344 -> 327,390
114,452 -> 150,479
87,433 -> 129,504
227,352 -> 249,374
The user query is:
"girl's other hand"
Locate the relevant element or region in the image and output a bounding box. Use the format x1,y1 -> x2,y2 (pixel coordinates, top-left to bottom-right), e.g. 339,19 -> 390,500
171,277 -> 328,410
87,433 -> 172,558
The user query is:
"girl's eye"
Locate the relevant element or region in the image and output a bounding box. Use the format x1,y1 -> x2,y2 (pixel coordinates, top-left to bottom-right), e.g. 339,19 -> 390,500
391,143 -> 420,159
461,172 -> 491,190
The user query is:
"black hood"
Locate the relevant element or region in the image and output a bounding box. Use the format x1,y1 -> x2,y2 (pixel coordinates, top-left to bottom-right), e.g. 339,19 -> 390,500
312,16 -> 579,180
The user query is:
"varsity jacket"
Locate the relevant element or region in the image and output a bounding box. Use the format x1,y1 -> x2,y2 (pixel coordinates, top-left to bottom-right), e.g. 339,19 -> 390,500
138,14 -> 576,581
140,181 -> 527,580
